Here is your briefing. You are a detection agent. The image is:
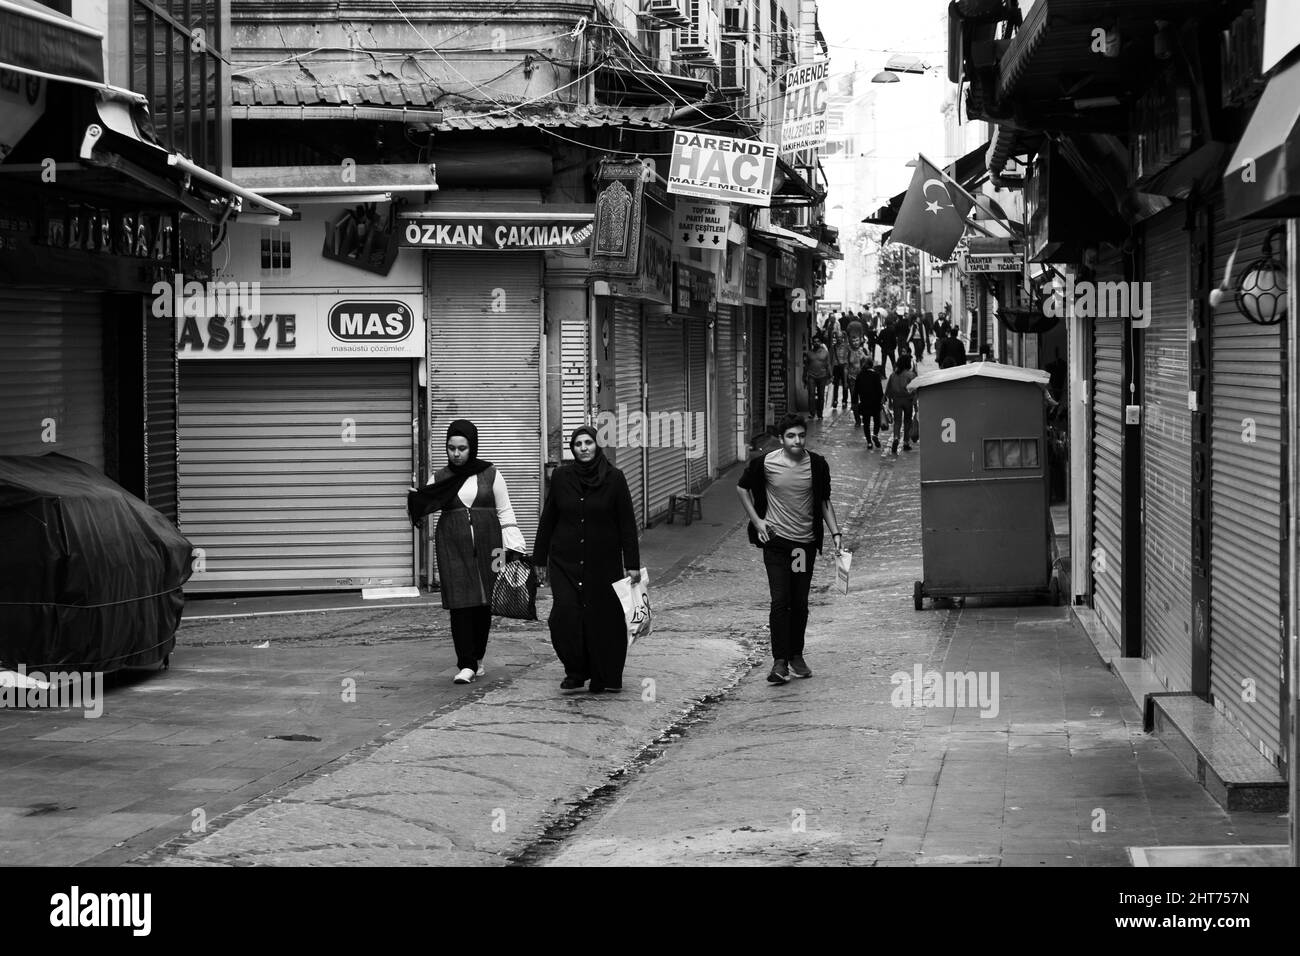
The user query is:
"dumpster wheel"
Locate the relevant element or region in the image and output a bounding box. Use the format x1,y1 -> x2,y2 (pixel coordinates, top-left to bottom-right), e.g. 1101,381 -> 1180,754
913,580 -> 924,611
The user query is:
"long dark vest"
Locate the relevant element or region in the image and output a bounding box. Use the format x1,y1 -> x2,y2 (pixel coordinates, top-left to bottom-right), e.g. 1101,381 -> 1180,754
434,466 -> 503,610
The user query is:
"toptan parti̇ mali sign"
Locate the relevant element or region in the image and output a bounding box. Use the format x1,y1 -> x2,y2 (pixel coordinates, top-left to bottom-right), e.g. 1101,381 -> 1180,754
667,131 -> 777,207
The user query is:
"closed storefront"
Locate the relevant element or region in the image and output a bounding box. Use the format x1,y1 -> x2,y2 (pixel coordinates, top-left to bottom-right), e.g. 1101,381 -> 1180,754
715,306 -> 739,468
144,311 -> 179,521
748,306 -> 768,440
613,299 -> 646,528
560,314 -> 589,456
179,359 -> 416,592
644,316 -> 687,521
428,252 -> 543,547
0,292 -> 106,470
1208,200 -> 1286,761
1141,207 -> 1193,691
1091,249 -> 1125,647
686,319 -> 709,490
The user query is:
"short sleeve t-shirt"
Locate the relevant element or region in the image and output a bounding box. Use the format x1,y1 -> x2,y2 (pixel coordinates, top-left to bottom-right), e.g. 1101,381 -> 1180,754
763,450 -> 815,544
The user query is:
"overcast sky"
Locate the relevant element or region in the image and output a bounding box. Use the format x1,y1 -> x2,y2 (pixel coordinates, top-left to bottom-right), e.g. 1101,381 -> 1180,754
816,0 -> 956,203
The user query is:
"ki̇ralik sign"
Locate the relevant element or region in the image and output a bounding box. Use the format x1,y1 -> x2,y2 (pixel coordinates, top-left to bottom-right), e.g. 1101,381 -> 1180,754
667,132 -> 777,208
781,59 -> 830,153
673,200 -> 730,248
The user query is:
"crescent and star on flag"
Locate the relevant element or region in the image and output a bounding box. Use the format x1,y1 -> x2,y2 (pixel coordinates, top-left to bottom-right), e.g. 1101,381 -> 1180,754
923,179 -> 951,215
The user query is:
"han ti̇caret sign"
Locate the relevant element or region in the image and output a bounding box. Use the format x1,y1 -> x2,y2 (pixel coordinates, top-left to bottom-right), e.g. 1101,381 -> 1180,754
668,132 -> 777,207
781,59 -> 830,153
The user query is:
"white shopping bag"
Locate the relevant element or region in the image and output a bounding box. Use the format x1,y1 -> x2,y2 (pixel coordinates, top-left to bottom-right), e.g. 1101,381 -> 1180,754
612,567 -> 652,646
835,550 -> 852,595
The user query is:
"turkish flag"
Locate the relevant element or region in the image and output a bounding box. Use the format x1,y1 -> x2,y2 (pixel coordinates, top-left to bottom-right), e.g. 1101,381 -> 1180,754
889,157 -> 974,259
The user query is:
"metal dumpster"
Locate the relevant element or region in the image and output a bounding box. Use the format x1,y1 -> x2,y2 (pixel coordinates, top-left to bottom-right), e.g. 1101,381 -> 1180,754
907,364 -> 1057,609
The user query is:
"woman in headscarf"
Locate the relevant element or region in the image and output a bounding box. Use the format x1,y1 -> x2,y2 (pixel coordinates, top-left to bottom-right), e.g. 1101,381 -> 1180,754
532,426 -> 641,693
408,420 -> 527,684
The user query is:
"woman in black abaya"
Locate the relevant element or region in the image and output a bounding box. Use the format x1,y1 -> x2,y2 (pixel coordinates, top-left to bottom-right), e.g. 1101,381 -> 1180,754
532,426 -> 641,693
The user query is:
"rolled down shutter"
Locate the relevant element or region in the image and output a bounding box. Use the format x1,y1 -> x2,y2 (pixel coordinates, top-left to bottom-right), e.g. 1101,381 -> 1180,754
145,310 -> 178,521
748,305 -> 767,439
428,252 -> 542,548
560,315 -> 589,460
1091,251 -> 1124,646
716,306 -> 738,467
644,316 -> 686,520
1209,198 -> 1285,762
687,319 -> 709,488
613,300 -> 645,528
179,359 -> 414,592
1141,208 -> 1193,691
0,292 -> 105,469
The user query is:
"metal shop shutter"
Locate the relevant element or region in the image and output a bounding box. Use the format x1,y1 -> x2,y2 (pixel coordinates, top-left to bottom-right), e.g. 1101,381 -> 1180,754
1142,207 -> 1193,691
428,252 -> 543,548
644,315 -> 687,521
179,359 -> 415,592
748,305 -> 767,440
145,310 -> 178,521
613,300 -> 646,528
1209,199 -> 1285,762
1091,250 -> 1124,647
715,306 -> 738,468
687,318 -> 709,489
560,315 -> 589,459
0,292 -> 105,469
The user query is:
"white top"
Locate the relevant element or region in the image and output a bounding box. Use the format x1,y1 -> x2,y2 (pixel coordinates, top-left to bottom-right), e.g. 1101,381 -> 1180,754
908,362 -> 1050,393
431,470 -> 528,554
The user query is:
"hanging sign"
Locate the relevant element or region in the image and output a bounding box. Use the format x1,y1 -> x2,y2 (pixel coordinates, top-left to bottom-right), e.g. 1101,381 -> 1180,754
781,59 -> 830,153
667,132 -> 777,207
673,200 -> 730,248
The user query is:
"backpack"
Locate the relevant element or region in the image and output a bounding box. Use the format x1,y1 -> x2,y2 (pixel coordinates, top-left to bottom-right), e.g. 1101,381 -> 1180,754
886,370 -> 912,402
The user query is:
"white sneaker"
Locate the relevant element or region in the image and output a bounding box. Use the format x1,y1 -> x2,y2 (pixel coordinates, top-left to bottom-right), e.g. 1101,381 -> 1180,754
475,661 -> 485,678
453,668 -> 475,684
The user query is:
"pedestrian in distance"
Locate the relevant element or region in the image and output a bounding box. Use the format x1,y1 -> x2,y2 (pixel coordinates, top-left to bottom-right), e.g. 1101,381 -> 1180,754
877,320 -> 897,376
936,325 -> 967,369
408,419 -> 527,684
802,333 -> 832,419
736,413 -> 844,685
830,326 -> 851,410
854,355 -> 885,448
909,314 -> 926,365
885,354 -> 919,456
532,426 -> 641,694
844,329 -> 870,425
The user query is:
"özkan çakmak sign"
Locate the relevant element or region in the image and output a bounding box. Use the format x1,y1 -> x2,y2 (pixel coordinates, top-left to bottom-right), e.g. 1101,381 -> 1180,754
667,132 -> 777,207
781,59 -> 830,153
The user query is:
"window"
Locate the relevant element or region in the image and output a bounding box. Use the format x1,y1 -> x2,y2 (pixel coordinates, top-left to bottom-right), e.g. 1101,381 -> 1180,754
129,0 -> 224,172
260,229 -> 291,272
983,438 -> 1040,470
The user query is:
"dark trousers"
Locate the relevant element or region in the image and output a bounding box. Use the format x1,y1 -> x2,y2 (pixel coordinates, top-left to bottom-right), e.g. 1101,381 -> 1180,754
891,400 -> 914,450
847,376 -> 862,422
830,367 -> 848,406
912,339 -> 924,363
862,407 -> 881,442
809,378 -> 828,416
448,604 -> 491,670
762,537 -> 816,661
879,346 -> 894,375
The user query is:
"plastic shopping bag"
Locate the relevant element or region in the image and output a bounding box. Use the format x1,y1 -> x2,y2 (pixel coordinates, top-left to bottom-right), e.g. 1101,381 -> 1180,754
612,567 -> 652,646
835,550 -> 852,595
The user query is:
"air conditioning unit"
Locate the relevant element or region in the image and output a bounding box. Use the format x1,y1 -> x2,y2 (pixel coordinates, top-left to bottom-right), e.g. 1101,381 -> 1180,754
643,0 -> 690,28
719,39 -> 748,93
674,0 -> 720,68
723,0 -> 748,37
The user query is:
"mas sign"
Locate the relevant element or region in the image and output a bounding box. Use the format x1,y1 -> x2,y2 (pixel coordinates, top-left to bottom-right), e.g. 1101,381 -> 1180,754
667,132 -> 777,207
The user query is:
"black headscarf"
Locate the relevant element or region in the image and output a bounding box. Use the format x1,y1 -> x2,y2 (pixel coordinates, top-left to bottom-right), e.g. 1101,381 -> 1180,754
568,425 -> 612,491
407,419 -> 495,523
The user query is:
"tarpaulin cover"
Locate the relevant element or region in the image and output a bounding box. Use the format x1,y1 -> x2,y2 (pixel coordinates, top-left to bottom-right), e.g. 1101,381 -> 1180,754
0,454 -> 193,671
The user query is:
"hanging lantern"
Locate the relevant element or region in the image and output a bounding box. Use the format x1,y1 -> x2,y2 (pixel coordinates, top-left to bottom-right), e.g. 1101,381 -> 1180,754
1234,225 -> 1288,325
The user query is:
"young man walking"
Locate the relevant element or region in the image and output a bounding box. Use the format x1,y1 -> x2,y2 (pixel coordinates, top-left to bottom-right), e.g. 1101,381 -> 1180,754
736,414 -> 843,684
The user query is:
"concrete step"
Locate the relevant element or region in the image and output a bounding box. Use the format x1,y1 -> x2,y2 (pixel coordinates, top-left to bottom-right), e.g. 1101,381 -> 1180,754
1146,693 -> 1287,813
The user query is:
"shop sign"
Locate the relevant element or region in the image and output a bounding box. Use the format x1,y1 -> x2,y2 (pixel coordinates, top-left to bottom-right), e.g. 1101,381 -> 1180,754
716,243 -> 745,307
780,59 -> 830,154
590,161 -> 648,278
674,263 -> 716,317
667,131 -> 777,207
177,293 -> 423,359
964,253 -> 1023,274
773,250 -> 798,288
743,251 -> 766,304
673,200 -> 730,248
601,226 -> 672,305
400,216 -> 593,251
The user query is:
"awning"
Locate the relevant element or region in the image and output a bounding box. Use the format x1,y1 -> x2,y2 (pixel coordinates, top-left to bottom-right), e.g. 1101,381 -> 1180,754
0,0 -> 104,85
863,190 -> 905,226
233,164 -> 437,200
1222,56 -> 1300,220
752,223 -> 843,260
